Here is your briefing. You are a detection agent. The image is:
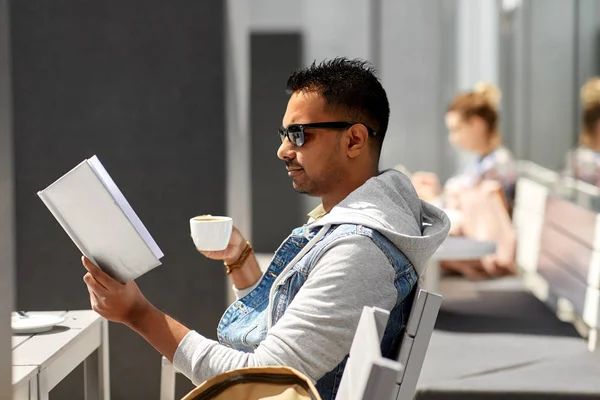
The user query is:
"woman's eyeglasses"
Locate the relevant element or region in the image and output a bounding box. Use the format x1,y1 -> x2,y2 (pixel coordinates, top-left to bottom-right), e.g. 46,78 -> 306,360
278,122 -> 377,147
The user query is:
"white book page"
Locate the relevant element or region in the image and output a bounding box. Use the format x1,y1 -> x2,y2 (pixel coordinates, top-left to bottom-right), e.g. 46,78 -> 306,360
86,155 -> 164,259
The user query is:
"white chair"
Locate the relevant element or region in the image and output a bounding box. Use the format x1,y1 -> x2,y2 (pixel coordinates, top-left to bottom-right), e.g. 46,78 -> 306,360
334,306 -> 401,400
160,288 -> 442,400
160,356 -> 177,400
393,288 -> 443,400
335,288 -> 442,400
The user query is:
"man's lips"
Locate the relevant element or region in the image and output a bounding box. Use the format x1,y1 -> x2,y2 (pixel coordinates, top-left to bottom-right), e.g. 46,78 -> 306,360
286,167 -> 303,176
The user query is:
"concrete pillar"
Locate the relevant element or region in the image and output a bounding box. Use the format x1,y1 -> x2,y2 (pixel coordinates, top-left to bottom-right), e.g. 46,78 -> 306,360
457,0 -> 499,90
226,0 -> 252,240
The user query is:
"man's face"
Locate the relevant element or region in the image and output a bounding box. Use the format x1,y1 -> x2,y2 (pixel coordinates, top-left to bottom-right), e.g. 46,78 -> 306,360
278,91 -> 348,196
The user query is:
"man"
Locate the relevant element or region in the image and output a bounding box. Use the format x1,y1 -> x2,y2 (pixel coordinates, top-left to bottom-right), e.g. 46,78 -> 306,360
82,58 -> 450,399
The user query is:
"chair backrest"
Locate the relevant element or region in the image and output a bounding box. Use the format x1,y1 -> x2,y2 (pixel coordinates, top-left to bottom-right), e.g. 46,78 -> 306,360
336,288 -> 442,400
393,288 -> 442,400
335,306 -> 402,400
513,176 -> 548,276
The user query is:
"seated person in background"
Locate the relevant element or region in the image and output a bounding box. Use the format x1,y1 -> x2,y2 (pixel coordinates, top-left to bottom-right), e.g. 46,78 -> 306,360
80,58 -> 450,400
412,82 -> 517,209
411,82 -> 517,279
564,77 -> 600,186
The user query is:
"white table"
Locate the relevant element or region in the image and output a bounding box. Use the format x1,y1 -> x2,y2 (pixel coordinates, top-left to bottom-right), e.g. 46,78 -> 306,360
12,310 -> 110,400
424,236 -> 497,293
13,365 -> 38,400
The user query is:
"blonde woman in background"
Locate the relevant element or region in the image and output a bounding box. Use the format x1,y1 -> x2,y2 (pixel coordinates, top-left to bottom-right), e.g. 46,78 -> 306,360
412,82 -> 517,210
564,77 -> 600,185
411,83 -> 517,279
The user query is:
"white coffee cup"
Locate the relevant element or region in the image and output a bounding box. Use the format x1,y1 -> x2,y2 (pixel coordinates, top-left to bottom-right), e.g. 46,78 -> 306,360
190,215 -> 233,251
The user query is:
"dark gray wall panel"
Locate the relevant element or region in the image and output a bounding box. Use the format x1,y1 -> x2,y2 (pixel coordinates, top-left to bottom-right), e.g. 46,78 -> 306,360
0,0 -> 14,397
250,33 -> 305,252
11,1 -> 225,399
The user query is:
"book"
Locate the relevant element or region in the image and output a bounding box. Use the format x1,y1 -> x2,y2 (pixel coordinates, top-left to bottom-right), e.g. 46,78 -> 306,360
38,155 -> 164,283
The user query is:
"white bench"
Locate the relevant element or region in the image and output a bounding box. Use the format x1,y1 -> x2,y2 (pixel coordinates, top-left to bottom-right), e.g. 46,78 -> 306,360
514,165 -> 600,351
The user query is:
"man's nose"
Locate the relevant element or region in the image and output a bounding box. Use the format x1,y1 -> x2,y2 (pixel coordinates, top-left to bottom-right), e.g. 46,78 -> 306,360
277,138 -> 296,161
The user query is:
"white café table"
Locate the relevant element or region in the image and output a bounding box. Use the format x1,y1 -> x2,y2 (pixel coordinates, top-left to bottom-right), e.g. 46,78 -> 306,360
424,236 -> 497,293
13,365 -> 38,400
12,310 -> 110,400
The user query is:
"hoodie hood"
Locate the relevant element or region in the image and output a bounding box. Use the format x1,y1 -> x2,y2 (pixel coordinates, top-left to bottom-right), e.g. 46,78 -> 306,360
310,169 -> 450,277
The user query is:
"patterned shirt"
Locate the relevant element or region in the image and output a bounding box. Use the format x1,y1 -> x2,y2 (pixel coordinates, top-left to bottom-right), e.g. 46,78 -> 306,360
563,146 -> 600,186
446,146 -> 518,206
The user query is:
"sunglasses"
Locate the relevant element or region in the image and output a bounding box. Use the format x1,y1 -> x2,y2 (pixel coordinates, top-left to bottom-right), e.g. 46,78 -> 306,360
278,122 -> 377,147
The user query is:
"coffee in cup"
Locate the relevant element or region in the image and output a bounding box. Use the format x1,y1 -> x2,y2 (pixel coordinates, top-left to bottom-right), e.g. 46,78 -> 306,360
190,215 -> 233,251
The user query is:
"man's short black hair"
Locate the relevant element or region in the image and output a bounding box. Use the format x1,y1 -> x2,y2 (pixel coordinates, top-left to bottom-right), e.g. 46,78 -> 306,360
286,57 -> 390,158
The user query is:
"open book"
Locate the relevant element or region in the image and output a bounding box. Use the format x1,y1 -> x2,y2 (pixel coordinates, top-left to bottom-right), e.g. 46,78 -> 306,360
38,155 -> 164,283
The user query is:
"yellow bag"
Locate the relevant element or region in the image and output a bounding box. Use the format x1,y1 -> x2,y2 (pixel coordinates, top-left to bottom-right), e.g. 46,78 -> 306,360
181,366 -> 322,400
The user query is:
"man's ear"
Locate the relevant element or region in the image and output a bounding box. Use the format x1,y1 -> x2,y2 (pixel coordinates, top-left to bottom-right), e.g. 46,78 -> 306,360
346,124 -> 369,159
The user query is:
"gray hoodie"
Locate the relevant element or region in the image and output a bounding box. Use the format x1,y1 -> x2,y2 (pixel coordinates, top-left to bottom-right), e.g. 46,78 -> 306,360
173,170 -> 450,384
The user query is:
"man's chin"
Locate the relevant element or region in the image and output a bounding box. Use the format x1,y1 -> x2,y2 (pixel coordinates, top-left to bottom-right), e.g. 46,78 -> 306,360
292,182 -> 308,194
291,180 -> 312,195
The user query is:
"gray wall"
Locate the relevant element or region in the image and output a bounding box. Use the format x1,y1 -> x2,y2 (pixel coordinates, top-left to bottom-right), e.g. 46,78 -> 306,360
10,1 -> 226,399
380,0 -> 458,181
250,33 -> 305,252
529,0 -> 577,169
303,0 -> 372,63
500,0 -> 580,170
0,0 -> 13,397
249,0 -> 303,31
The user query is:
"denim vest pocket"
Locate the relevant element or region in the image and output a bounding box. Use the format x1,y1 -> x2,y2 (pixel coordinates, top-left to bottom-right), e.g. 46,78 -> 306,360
242,324 -> 258,347
218,296 -> 269,352
271,263 -> 309,324
241,310 -> 269,349
217,274 -> 272,352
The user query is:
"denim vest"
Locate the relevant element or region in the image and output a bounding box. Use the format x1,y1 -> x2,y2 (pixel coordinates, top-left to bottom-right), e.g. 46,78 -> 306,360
217,224 -> 417,400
